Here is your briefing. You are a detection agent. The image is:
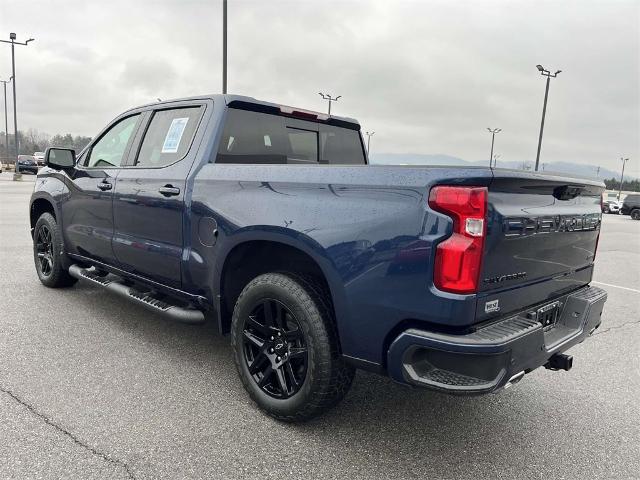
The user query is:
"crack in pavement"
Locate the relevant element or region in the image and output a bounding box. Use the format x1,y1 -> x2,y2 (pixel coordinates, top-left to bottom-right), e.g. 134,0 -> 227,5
592,319 -> 640,337
0,384 -> 136,480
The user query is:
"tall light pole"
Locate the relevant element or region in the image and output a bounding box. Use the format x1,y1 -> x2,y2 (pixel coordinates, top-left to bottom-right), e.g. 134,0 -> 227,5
487,127 -> 501,167
318,93 -> 340,115
534,64 -> 561,172
222,0 -> 227,94
1,77 -> 11,165
618,157 -> 629,201
1,33 -> 35,181
493,153 -> 501,167
365,131 -> 374,154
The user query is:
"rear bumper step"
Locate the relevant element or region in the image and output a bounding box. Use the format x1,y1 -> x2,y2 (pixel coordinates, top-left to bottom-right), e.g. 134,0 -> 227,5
387,285 -> 607,394
68,264 -> 205,324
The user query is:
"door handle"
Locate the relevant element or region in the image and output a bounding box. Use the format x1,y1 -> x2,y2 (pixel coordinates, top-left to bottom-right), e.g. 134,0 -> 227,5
97,181 -> 112,191
159,185 -> 181,197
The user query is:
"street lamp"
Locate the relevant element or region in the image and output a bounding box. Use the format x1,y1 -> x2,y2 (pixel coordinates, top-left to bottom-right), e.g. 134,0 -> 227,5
534,64 -> 561,172
487,127 -> 501,167
493,153 -> 501,167
1,76 -> 11,166
365,131 -> 375,154
318,93 -> 340,115
222,0 -> 227,94
618,157 -> 630,201
0,33 -> 35,181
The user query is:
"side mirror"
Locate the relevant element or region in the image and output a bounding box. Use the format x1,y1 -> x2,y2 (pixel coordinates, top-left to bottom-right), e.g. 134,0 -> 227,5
45,147 -> 76,169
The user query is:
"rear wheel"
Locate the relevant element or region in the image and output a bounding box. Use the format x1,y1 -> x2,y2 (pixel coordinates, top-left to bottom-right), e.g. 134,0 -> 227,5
231,272 -> 354,422
631,209 -> 640,220
33,213 -> 77,288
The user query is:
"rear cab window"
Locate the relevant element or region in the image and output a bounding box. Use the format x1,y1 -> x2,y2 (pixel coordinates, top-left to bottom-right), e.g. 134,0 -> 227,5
286,127 -> 318,163
319,124 -> 364,165
216,108 -> 365,165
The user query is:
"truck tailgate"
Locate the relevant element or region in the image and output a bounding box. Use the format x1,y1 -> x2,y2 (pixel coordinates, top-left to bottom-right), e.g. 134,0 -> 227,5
476,170 -> 604,322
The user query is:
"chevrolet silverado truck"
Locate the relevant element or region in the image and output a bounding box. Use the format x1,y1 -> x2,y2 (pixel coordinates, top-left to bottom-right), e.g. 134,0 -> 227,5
30,94 -> 607,421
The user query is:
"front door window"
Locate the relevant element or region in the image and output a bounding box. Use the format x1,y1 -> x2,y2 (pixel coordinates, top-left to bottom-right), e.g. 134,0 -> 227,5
86,114 -> 140,168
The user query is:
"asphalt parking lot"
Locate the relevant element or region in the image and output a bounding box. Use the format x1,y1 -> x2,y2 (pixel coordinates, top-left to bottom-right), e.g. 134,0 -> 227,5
1,172 -> 639,480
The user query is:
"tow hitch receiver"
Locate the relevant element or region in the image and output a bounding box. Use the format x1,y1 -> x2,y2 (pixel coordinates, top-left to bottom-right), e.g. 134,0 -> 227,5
545,353 -> 573,371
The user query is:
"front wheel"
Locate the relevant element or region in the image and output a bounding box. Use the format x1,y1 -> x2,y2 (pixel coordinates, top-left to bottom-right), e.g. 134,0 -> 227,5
33,213 -> 77,288
231,273 -> 354,422
631,209 -> 640,220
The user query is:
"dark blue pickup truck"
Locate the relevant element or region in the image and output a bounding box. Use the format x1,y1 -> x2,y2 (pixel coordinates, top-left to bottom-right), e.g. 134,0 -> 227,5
30,94 -> 607,421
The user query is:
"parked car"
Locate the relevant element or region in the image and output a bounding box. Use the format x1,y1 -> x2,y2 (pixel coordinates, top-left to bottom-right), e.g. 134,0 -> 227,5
620,194 -> 640,220
33,151 -> 45,165
29,94 -> 608,421
602,199 -> 621,214
17,155 -> 38,174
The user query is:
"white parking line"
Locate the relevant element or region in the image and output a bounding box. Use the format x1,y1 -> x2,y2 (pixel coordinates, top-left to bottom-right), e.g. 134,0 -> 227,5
592,281 -> 640,294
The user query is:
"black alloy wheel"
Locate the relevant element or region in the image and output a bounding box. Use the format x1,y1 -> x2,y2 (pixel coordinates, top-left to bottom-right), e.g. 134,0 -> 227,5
32,212 -> 77,288
231,273 -> 355,421
35,224 -> 54,277
242,298 -> 308,399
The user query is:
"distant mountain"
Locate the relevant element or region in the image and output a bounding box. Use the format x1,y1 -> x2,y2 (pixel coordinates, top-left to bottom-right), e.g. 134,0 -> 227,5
369,153 -> 634,181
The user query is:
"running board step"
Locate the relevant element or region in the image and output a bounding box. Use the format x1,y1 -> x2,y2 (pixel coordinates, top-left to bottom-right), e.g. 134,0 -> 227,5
68,264 -> 205,324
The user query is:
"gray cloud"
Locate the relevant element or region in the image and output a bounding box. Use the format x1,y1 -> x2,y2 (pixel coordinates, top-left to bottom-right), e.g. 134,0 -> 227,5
0,0 -> 637,174
120,58 -> 178,94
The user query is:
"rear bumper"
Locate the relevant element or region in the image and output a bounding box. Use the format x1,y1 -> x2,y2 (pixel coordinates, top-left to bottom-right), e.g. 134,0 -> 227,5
18,165 -> 38,174
387,285 -> 607,394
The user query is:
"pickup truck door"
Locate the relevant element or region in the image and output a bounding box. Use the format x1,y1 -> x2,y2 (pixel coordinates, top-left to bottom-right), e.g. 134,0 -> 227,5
112,104 -> 206,289
62,113 -> 143,265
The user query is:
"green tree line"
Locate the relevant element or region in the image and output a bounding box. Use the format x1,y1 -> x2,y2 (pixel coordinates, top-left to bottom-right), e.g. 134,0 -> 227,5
1,129 -> 92,160
604,177 -> 640,193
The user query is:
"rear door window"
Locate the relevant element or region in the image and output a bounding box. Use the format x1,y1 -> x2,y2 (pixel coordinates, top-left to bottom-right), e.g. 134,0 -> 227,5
135,107 -> 202,167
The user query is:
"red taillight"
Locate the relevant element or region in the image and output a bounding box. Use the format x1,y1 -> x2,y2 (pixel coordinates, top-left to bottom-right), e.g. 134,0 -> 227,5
428,186 -> 487,294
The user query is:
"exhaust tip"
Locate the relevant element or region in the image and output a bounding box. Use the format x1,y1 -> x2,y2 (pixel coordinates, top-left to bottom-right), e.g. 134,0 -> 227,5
503,371 -> 525,390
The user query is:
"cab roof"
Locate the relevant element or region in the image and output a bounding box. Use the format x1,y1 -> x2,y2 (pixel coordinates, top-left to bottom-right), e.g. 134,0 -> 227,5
129,94 -> 360,129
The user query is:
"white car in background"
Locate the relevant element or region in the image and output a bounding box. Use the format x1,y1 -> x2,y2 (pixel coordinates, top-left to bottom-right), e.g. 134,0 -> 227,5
33,151 -> 45,166
602,200 -> 621,214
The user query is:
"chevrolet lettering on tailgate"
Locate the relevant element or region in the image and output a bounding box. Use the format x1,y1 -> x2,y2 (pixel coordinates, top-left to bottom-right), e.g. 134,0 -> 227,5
503,214 -> 601,237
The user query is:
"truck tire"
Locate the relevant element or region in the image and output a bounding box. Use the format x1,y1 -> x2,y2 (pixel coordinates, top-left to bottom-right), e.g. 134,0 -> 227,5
231,272 -> 355,422
33,212 -> 77,288
631,209 -> 640,220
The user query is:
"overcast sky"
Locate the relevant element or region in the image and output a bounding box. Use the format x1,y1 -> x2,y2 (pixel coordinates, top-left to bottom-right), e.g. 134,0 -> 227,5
0,0 -> 638,173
